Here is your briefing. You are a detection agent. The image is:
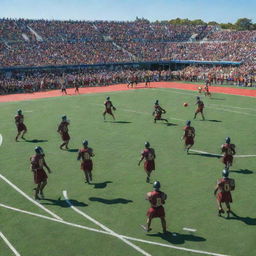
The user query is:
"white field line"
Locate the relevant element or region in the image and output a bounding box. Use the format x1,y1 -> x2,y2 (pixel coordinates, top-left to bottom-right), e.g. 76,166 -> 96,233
0,134 -> 2,146
121,235 -> 229,256
0,231 -> 21,256
1,203 -> 229,256
190,149 -> 256,158
23,110 -> 33,112
153,86 -> 256,99
183,227 -> 197,232
152,88 -> 256,116
0,174 -> 62,220
0,203 -> 109,235
63,190 -> 151,256
92,103 -> 186,122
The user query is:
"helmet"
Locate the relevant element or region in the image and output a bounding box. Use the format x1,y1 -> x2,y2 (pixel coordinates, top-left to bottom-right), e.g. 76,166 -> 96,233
196,96 -> 200,100
17,109 -> 22,114
155,100 -> 159,105
35,146 -> 43,154
225,137 -> 231,144
222,169 -> 229,178
145,141 -> 150,148
62,115 -> 67,121
153,181 -> 161,190
83,140 -> 88,147
106,96 -> 110,100
186,120 -> 191,126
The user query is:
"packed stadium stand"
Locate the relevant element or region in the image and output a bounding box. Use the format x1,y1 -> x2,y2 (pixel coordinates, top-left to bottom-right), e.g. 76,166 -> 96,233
0,18 -> 255,94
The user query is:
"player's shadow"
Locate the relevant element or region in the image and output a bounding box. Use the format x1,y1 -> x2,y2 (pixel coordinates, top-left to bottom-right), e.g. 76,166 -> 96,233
230,169 -> 254,174
166,122 -> 178,126
90,181 -> 112,189
89,197 -> 133,204
206,119 -> 222,122
147,231 -> 206,245
41,197 -> 88,207
189,152 -> 221,158
226,212 -> 256,225
67,148 -> 79,152
24,139 -> 48,143
111,121 -> 132,124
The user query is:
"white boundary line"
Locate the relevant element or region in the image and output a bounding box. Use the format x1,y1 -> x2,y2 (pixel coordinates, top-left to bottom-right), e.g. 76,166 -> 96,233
0,134 -> 2,146
152,86 -> 256,99
0,174 -> 62,220
63,190 -> 151,256
152,88 -> 256,116
0,203 -> 229,256
0,231 -> 21,256
190,149 -> 256,158
92,103 -> 186,122
0,203 -> 109,235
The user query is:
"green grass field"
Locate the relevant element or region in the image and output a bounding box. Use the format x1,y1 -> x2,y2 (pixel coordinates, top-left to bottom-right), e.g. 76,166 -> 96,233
0,87 -> 256,256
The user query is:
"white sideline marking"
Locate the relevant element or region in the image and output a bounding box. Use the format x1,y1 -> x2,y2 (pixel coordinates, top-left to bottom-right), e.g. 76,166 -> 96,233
0,203 -> 229,256
0,203 -> 109,235
63,190 -> 151,256
23,110 -> 33,112
154,86 -> 256,99
0,231 -> 21,256
0,134 -> 2,146
0,174 -> 62,220
153,88 -> 256,116
92,103 -> 186,122
183,227 -> 197,232
190,149 -> 256,158
121,235 -> 229,256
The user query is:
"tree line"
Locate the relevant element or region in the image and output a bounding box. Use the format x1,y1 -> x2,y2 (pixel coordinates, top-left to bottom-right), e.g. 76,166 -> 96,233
150,18 -> 256,30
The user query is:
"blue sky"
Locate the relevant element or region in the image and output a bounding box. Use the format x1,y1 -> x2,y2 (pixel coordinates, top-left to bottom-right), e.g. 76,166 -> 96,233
0,0 -> 255,23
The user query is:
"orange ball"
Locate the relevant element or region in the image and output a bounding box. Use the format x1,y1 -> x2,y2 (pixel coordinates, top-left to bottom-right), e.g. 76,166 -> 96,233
183,103 -> 188,107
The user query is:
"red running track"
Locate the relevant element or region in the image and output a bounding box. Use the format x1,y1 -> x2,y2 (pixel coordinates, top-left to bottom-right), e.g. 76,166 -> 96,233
0,82 -> 255,103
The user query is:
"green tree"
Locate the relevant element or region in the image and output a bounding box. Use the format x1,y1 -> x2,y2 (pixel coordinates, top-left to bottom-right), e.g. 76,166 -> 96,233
235,18 -> 253,30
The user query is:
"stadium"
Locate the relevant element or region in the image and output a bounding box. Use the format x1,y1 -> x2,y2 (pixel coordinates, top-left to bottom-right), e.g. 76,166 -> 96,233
0,1 -> 256,256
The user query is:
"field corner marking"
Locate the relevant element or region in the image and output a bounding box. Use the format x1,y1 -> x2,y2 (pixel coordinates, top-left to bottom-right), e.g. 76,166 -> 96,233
0,174 -> 63,221
62,190 -> 152,256
0,231 -> 21,256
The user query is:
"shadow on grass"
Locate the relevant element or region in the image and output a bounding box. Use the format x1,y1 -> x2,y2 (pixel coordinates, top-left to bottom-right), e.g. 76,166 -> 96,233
189,152 -> 221,158
206,120 -> 222,123
230,169 -> 254,175
24,139 -> 48,143
111,121 -> 132,124
41,197 -> 88,207
147,231 -> 206,245
91,181 -> 112,189
67,148 -> 79,152
166,122 -> 178,126
227,212 -> 256,225
89,197 -> 133,204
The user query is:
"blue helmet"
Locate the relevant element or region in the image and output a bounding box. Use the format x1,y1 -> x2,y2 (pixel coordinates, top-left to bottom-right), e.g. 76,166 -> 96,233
153,181 -> 161,190
17,109 -> 22,114
145,141 -> 150,148
62,115 -> 67,121
83,140 -> 88,147
186,120 -> 191,126
225,137 -> 231,144
222,169 -> 229,178
35,146 -> 43,155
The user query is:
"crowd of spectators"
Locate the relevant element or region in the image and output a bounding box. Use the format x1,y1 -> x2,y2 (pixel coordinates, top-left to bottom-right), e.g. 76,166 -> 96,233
0,18 -> 255,94
0,68 -> 168,94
